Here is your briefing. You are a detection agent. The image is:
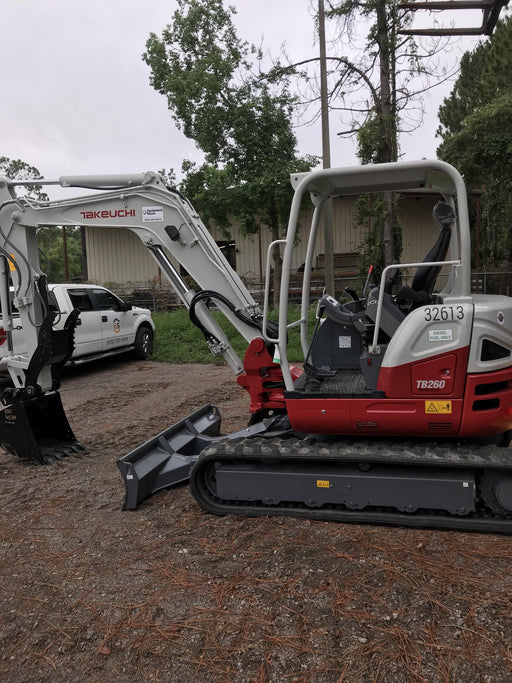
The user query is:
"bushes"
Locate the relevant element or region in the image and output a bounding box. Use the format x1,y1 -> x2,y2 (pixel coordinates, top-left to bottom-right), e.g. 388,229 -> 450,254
151,305 -> 315,364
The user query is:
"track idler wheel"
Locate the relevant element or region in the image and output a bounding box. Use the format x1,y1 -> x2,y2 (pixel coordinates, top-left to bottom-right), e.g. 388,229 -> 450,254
480,470 -> 512,516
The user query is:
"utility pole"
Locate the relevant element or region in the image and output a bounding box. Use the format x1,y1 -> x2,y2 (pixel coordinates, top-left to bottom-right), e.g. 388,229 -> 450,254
319,0 -> 335,296
62,226 -> 69,281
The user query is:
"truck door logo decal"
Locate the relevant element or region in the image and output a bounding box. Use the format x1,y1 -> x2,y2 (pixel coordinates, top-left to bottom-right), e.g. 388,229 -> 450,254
113,318 -> 120,333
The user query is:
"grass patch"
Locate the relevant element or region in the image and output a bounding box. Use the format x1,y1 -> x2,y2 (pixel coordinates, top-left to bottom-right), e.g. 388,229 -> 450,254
151,305 -> 317,364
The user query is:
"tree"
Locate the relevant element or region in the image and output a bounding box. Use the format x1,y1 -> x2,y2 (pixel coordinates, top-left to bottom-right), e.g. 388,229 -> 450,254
437,17 -> 512,140
270,0 -> 452,276
37,226 -> 84,282
0,156 -> 47,201
438,92 -> 512,263
143,0 -> 316,306
437,17 -> 512,264
0,156 -> 83,281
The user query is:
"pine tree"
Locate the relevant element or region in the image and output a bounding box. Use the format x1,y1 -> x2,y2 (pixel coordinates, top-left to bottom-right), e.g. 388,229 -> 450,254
437,17 -> 512,264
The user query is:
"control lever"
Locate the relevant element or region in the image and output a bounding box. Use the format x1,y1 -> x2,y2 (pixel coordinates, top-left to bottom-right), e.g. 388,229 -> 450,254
343,287 -> 365,312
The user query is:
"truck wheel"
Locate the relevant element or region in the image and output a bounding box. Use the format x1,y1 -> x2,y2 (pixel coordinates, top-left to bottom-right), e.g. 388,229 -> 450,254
133,325 -> 154,360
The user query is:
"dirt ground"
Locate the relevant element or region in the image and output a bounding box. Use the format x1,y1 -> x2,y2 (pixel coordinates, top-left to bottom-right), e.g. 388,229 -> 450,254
1,359 -> 512,682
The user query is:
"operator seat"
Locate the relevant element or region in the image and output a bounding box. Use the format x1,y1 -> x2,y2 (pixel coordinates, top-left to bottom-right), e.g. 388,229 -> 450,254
396,201 -> 455,310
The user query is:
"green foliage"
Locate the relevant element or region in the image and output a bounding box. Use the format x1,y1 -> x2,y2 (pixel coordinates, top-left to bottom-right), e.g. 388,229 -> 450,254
355,113 -> 402,274
37,226 -> 84,282
0,156 -> 47,200
179,164 -> 235,236
144,0 -> 318,306
325,0 -> 416,268
0,156 -> 83,281
437,18 -> 512,263
439,92 -> 512,262
437,17 -> 512,140
144,0 -> 317,213
357,112 -> 397,166
157,168 -> 177,186
151,305 -> 316,364
352,192 -> 402,278
144,0 -> 249,163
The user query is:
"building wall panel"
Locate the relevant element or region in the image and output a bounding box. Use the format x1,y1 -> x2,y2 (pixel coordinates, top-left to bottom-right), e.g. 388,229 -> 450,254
85,195 -> 446,286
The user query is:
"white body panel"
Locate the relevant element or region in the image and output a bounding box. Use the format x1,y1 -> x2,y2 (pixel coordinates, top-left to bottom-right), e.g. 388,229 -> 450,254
381,303 -> 474,369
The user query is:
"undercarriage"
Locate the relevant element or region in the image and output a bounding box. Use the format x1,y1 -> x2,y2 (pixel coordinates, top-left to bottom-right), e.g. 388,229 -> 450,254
190,431 -> 512,534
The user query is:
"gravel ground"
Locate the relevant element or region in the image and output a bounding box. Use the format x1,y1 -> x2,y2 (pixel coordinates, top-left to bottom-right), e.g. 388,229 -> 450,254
1,358 -> 512,682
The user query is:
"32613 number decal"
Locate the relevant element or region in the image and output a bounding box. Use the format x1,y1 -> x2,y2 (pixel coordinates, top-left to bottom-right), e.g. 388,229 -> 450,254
424,306 -> 464,322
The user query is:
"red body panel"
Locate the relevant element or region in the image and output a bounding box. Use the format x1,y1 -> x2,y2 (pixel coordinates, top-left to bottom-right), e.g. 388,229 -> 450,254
285,396 -> 465,436
459,366 -> 512,437
287,347 -> 512,438
237,338 -> 301,414
239,340 -> 512,439
377,346 -> 469,398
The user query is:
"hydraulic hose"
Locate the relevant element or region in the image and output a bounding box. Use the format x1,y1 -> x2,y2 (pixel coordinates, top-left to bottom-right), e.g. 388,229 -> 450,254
188,290 -> 279,345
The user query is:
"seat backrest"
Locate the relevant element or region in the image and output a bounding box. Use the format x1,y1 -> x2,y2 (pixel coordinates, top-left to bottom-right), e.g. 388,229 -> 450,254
409,201 -> 455,298
409,226 -> 452,296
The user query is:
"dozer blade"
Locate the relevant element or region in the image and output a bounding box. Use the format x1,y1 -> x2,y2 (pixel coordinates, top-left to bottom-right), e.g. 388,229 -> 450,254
117,404 -> 222,510
0,391 -> 84,464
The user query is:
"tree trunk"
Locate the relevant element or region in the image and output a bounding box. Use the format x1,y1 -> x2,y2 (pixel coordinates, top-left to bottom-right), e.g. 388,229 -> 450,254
376,0 -> 400,265
379,196 -> 401,266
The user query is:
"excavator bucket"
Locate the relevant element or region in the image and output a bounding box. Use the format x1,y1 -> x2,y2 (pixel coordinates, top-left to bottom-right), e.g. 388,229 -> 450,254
117,404 -> 222,510
0,392 -> 84,464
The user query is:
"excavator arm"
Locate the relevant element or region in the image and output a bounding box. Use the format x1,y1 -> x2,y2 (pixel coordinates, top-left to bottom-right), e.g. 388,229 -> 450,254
0,172 -> 274,464
0,172 -> 270,387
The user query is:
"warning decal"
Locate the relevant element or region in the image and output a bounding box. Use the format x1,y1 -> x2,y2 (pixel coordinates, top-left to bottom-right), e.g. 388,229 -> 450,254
425,401 -> 452,414
317,480 -> 330,488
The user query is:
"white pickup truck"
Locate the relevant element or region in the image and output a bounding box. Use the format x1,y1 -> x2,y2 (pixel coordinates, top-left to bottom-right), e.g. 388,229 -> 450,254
1,284 -> 155,365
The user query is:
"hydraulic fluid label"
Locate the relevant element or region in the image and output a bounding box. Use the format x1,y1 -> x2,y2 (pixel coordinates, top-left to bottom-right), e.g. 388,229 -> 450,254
425,401 -> 452,414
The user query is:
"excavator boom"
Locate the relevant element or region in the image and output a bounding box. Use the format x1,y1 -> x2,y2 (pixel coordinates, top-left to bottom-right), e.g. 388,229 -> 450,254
0,172 -> 270,463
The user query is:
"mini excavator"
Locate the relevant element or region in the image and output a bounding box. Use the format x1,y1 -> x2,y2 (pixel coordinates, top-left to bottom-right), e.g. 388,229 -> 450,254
0,159 -> 512,533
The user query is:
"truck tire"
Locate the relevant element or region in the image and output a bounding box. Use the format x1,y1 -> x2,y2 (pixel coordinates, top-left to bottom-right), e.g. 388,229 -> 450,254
133,325 -> 154,360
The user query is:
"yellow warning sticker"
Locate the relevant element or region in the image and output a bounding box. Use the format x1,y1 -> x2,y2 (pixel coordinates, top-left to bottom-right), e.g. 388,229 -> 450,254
317,480 -> 330,488
425,401 -> 452,414
8,255 -> 15,272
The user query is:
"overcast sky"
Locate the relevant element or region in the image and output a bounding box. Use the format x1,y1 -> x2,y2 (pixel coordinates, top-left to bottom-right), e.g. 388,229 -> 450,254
0,0 -> 489,194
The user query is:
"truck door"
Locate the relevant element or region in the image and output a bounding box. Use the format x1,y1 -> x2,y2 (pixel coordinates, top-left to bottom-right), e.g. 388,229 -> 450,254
90,287 -> 134,352
66,288 -> 104,357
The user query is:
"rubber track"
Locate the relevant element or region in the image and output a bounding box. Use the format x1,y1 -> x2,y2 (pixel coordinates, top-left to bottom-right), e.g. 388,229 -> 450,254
189,436 -> 512,534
